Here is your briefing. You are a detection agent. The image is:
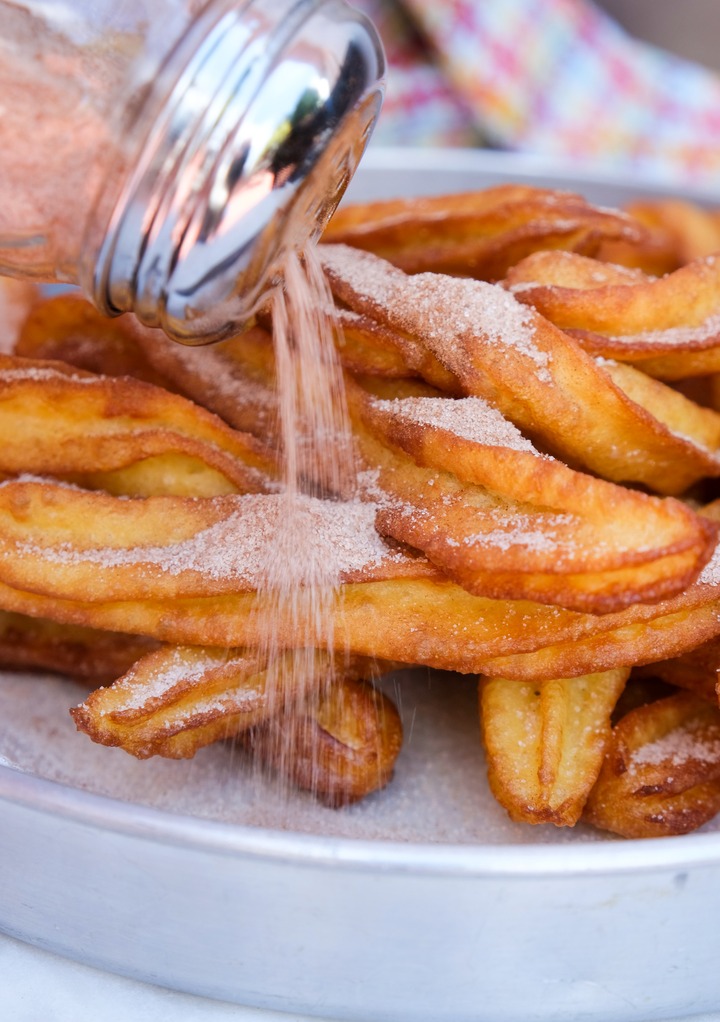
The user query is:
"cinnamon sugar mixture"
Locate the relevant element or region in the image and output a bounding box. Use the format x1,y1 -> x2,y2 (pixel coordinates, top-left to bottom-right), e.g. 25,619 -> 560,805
699,540 -> 720,586
602,312 -> 720,350
631,724 -> 720,770
321,243 -> 553,382
370,394 -> 542,454
245,246 -> 361,791
13,493 -> 397,586
0,365 -> 93,385
0,4 -> 131,281
0,2 -> 212,283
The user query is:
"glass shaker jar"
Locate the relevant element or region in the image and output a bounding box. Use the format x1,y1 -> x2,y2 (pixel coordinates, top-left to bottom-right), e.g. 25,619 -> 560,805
0,0 -> 384,342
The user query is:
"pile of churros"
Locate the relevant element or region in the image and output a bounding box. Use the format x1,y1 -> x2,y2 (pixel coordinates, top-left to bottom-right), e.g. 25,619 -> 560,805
5,183 -> 720,837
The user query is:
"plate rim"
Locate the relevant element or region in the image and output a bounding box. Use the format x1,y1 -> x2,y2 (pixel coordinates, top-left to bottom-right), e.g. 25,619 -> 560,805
4,760 -> 720,877
357,143 -> 720,202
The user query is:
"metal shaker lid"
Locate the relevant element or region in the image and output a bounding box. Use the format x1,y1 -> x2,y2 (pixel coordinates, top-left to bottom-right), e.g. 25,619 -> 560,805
92,0 -> 385,343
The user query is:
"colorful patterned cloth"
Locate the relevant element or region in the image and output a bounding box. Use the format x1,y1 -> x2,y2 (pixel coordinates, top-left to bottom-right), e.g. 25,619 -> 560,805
355,0 -> 720,188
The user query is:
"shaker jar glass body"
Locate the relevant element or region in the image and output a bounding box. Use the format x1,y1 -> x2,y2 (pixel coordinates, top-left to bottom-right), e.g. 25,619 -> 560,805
0,0 -> 384,341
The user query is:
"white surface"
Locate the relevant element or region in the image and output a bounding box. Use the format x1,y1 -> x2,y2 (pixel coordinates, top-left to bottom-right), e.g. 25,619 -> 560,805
4,932 -> 720,1022
0,933 -> 321,1022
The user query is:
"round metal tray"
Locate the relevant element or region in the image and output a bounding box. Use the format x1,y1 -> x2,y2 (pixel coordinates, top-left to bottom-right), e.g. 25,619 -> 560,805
2,149 -> 720,1022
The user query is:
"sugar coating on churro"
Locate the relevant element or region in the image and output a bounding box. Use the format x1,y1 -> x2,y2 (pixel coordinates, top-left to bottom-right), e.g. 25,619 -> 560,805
369,394 -> 541,453
630,726 -> 720,770
698,540 -> 720,586
12,493 -> 404,585
321,243 -> 552,381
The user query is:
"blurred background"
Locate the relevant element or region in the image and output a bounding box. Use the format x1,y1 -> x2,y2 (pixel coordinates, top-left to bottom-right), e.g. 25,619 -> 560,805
352,0 -> 720,191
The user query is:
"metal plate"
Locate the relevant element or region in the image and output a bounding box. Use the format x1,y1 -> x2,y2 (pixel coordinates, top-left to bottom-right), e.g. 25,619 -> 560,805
2,147 -> 720,1022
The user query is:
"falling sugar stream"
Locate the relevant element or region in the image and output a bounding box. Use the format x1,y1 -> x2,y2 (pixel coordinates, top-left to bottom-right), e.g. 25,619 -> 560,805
247,245 -> 357,802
